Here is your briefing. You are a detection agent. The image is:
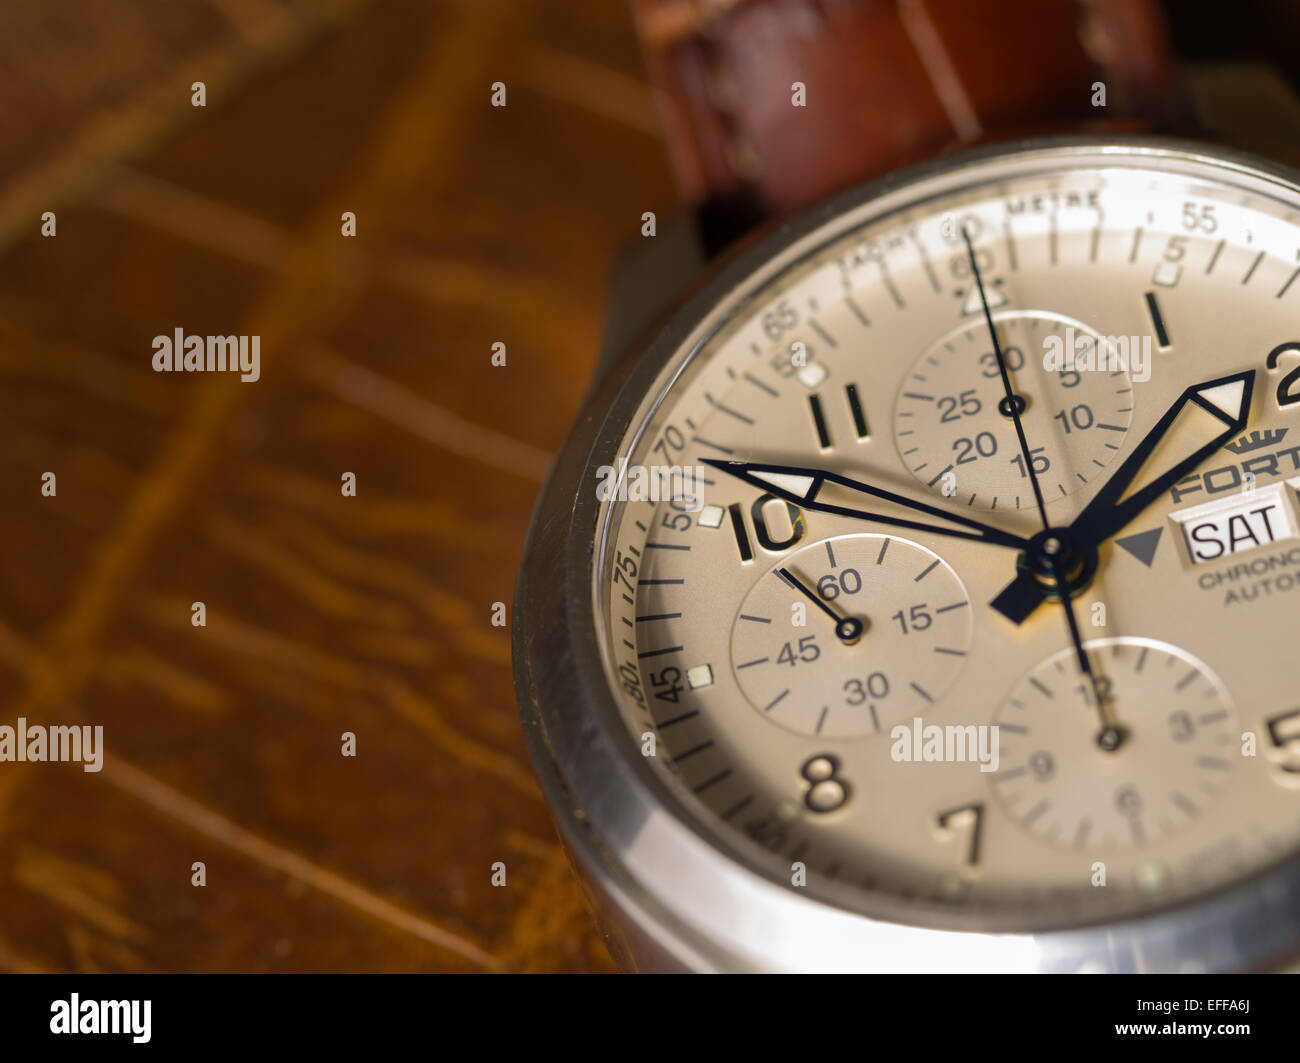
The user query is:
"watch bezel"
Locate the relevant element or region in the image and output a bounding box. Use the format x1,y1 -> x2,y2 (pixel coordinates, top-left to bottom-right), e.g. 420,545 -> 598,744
513,134 -> 1300,972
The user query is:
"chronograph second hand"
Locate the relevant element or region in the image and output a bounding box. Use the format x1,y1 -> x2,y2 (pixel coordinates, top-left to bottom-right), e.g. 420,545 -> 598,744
962,226 -> 1109,717
961,225 -> 1050,528
1046,544 -> 1125,752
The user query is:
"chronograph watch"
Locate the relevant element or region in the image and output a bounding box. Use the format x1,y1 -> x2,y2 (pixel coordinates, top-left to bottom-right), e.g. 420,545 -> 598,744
513,3 -> 1300,972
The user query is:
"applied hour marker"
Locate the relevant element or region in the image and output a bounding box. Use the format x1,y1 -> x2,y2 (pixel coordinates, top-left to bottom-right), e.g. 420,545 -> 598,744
1144,290 -> 1171,349
807,384 -> 872,448
808,394 -> 832,449
845,383 -> 870,439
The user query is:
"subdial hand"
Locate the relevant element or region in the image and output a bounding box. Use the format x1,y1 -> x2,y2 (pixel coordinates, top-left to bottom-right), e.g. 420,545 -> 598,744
776,566 -> 865,645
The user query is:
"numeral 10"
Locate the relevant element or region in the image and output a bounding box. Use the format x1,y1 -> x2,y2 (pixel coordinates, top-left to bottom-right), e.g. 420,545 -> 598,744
729,493 -> 806,561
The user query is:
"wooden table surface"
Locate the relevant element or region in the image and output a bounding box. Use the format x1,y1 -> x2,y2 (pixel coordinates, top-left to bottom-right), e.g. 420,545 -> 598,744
0,0 -> 676,973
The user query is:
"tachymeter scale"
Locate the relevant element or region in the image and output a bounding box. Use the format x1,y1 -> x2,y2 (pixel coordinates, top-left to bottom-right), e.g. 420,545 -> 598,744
990,639 -> 1237,849
730,534 -> 973,736
893,312 -> 1134,508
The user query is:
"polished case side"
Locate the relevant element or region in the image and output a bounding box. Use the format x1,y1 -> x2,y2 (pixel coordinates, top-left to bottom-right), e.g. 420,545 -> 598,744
512,136 -> 1300,973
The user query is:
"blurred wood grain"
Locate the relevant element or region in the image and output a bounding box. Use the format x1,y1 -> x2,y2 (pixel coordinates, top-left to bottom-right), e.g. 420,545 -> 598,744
0,0 -> 675,972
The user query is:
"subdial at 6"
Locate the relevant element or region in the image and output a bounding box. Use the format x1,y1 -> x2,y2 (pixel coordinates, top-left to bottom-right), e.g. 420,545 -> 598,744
990,639 -> 1237,850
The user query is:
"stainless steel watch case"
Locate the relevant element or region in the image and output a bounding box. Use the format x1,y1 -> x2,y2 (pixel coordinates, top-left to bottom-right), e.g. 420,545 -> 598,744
512,135 -> 1300,973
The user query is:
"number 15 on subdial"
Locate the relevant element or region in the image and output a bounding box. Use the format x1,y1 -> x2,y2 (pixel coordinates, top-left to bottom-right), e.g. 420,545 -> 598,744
729,534 -> 973,737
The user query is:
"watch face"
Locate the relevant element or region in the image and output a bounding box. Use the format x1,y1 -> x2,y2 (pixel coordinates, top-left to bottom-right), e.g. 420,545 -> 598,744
586,141 -> 1300,940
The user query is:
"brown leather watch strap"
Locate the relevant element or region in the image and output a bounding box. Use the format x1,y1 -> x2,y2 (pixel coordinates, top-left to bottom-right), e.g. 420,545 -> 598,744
632,0 -> 1186,221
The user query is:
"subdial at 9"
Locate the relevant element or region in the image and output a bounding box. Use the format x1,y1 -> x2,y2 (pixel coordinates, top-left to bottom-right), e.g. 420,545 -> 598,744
729,534 -> 973,737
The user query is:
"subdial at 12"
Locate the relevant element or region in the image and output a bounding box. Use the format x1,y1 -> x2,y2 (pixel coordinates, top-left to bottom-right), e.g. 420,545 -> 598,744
892,311 -> 1134,509
729,534 -> 972,738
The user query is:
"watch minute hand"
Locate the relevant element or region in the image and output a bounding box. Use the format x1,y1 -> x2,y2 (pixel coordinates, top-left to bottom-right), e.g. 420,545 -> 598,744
702,459 -> 1029,549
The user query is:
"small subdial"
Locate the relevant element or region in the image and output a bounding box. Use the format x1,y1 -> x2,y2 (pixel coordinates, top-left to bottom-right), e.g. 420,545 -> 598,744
730,534 -> 972,737
892,310 -> 1134,509
990,639 -> 1237,850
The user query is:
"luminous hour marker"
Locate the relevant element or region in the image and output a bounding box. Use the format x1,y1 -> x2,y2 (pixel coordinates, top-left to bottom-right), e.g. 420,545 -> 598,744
687,664 -> 714,689
697,504 -> 724,528
797,362 -> 828,388
1149,257 -> 1180,289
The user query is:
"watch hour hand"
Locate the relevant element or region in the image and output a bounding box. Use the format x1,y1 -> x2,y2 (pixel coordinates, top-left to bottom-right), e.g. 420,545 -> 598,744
702,459 -> 1030,550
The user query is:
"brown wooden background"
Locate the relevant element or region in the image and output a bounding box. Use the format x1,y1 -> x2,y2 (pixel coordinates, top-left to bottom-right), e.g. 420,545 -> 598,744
0,0 -> 675,972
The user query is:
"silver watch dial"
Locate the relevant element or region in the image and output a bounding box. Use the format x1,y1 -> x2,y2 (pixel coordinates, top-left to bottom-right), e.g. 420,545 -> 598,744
590,144 -> 1300,932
